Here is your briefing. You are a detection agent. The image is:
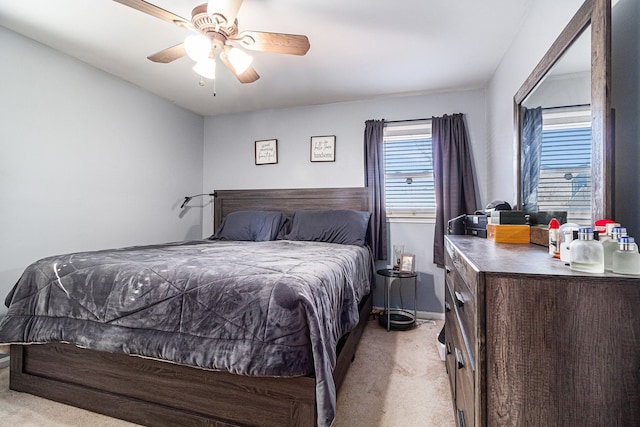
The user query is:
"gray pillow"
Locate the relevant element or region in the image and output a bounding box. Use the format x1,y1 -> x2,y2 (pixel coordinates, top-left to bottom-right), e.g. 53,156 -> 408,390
212,210 -> 287,241
284,209 -> 371,246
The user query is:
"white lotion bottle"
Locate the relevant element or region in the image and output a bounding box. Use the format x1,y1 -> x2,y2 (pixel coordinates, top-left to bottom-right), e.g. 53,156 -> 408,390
559,223 -> 580,263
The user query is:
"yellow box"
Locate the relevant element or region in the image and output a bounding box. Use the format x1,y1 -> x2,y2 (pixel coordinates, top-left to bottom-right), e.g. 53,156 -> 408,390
487,224 -> 530,243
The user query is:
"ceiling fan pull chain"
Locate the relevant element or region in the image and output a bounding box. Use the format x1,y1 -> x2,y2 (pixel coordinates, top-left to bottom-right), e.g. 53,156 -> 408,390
213,78 -> 216,96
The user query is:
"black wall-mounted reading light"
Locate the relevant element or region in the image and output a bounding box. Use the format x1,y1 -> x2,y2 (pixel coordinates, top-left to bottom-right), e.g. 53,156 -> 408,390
180,192 -> 217,209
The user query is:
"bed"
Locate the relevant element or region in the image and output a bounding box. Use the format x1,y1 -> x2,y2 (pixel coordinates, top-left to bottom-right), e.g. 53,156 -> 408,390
0,187 -> 374,427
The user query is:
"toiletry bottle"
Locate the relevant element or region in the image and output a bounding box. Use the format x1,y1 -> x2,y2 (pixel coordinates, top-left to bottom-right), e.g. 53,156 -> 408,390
612,237 -> 640,275
594,218 -> 615,241
570,227 -> 604,273
605,222 -> 621,238
603,226 -> 627,271
559,223 -> 580,263
548,218 -> 560,258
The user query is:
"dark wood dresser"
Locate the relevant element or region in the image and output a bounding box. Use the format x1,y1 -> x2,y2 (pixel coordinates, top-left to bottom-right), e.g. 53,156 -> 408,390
444,235 -> 640,427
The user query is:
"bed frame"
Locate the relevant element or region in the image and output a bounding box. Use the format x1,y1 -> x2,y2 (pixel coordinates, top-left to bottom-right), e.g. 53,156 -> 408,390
9,187 -> 373,427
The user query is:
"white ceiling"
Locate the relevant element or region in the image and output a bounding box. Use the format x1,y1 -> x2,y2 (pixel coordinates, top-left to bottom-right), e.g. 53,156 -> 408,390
0,0 -> 534,117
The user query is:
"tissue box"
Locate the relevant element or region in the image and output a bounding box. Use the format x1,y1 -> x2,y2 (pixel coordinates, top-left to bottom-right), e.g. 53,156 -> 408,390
487,224 -> 530,243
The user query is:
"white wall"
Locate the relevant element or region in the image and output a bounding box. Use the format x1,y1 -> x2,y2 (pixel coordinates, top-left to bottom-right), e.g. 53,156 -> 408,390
523,71 -> 590,108
486,0 -> 584,206
203,89 -> 487,314
0,27 -> 204,315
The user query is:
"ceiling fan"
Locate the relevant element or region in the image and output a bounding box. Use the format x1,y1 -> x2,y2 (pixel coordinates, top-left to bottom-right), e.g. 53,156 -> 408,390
113,0 -> 310,84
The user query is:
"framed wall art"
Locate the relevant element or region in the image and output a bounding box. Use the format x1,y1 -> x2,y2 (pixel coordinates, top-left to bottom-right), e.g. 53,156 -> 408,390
255,139 -> 278,165
310,135 -> 336,162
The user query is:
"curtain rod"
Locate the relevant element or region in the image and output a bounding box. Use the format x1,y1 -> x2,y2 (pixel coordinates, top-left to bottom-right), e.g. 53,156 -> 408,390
541,103 -> 590,111
384,118 -> 431,124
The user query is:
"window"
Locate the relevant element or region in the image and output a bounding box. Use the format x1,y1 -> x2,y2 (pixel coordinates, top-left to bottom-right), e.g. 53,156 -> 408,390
538,106 -> 591,223
383,121 -> 435,221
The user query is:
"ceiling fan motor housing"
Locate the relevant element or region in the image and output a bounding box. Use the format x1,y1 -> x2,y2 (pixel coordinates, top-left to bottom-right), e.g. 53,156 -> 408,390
191,3 -> 238,49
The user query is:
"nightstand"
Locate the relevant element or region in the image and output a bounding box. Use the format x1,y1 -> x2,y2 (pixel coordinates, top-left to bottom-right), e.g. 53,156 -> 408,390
376,268 -> 417,331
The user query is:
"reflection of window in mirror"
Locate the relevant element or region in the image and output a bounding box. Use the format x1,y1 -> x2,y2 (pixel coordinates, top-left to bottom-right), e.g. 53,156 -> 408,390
520,26 -> 592,225
539,105 -> 592,223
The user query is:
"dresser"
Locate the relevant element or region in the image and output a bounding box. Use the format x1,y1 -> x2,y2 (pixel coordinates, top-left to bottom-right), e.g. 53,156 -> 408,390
444,235 -> 640,427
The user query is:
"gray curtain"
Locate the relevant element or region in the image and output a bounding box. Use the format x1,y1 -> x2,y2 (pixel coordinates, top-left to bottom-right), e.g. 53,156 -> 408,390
432,113 -> 478,266
520,106 -> 543,212
364,119 -> 387,261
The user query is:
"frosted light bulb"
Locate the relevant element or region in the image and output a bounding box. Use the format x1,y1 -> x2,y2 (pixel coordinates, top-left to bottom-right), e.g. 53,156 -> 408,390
227,47 -> 253,74
193,58 -> 216,80
184,35 -> 211,62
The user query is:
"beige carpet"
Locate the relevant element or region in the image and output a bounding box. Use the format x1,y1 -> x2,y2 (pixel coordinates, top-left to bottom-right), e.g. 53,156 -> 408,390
334,319 -> 454,426
0,319 -> 454,426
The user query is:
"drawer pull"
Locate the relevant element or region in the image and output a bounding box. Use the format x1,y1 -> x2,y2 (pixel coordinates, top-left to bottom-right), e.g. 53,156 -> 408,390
446,341 -> 452,355
445,267 -> 451,274
445,301 -> 451,312
455,347 -> 464,369
454,291 -> 465,307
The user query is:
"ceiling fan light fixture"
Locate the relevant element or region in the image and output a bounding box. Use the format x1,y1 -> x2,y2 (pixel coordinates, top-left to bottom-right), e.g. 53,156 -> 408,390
226,46 -> 253,74
193,58 -> 217,80
184,34 -> 212,62
115,0 -> 307,85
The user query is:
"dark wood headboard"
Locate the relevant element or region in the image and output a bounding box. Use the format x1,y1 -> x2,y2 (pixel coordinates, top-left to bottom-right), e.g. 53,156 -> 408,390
213,187 -> 371,231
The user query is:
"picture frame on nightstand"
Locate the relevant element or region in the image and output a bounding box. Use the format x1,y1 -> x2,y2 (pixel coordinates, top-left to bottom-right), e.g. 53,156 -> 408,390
400,254 -> 415,273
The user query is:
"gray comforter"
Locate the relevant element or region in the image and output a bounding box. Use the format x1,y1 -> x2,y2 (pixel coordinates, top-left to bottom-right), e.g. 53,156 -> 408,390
0,239 -> 373,426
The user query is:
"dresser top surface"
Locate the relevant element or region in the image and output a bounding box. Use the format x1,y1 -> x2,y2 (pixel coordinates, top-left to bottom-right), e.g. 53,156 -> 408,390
445,235 -> 640,281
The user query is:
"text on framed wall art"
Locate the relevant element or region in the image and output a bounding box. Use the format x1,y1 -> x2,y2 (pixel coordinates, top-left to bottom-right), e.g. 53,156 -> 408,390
310,135 -> 336,162
255,139 -> 278,165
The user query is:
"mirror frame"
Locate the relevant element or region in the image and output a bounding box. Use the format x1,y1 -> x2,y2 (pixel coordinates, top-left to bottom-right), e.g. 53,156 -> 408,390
514,0 -> 613,222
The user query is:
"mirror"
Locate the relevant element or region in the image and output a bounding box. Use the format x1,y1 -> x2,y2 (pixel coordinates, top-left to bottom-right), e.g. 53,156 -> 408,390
515,0 -> 612,224
520,28 -> 592,223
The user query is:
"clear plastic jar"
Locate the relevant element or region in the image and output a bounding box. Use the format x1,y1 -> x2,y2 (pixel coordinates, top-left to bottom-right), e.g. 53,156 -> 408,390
570,227 -> 604,273
612,237 -> 640,275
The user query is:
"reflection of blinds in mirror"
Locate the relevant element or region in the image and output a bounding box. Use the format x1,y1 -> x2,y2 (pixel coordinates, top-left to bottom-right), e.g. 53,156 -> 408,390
538,106 -> 591,224
383,122 -> 435,218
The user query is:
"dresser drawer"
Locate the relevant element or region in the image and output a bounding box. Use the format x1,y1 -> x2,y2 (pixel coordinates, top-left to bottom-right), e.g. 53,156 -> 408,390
454,340 -> 475,427
446,265 -> 475,368
445,238 -> 478,301
445,237 -> 478,427
444,282 -> 458,399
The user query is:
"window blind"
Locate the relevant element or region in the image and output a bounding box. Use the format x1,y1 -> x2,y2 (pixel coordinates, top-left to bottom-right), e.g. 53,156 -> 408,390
539,107 -> 592,223
383,122 -> 435,218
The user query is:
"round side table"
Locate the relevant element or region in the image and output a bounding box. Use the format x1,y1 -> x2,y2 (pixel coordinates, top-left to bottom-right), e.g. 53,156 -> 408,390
376,268 -> 417,331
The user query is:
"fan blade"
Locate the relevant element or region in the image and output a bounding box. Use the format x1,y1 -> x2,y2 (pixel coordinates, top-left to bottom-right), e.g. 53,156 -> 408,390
232,31 -> 310,55
207,0 -> 244,26
147,44 -> 186,63
220,51 -> 260,83
113,0 -> 194,30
